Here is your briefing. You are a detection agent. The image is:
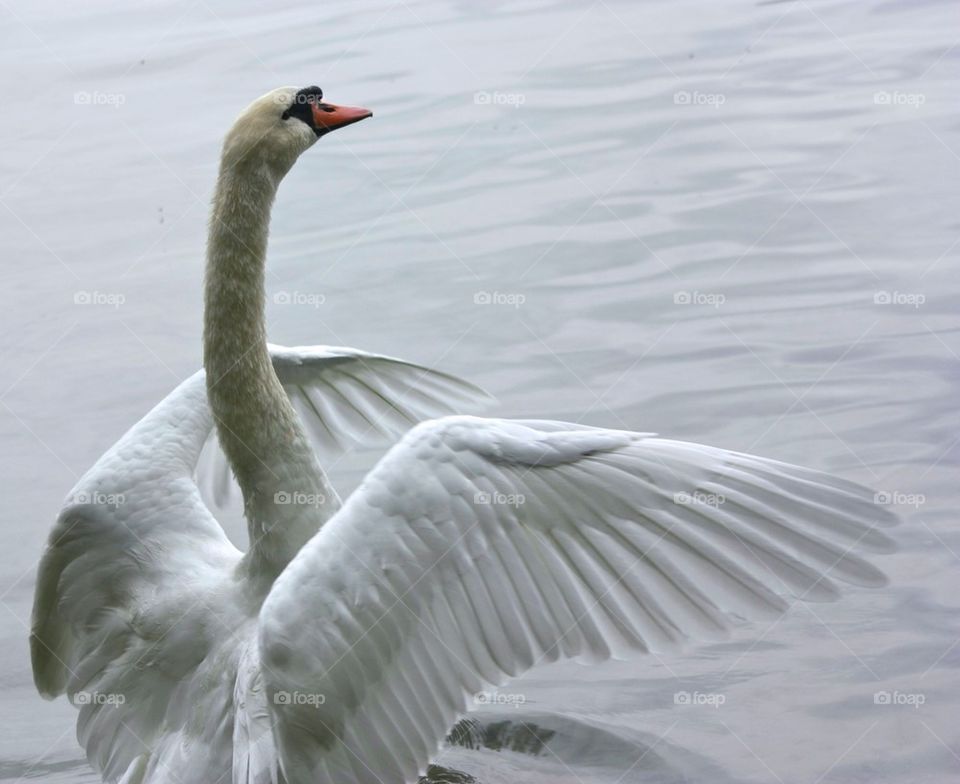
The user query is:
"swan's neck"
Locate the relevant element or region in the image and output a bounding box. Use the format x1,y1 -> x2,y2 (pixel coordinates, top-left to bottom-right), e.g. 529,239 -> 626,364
203,160 -> 335,575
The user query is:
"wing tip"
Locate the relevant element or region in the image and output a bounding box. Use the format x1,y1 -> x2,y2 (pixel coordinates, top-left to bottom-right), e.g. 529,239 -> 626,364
30,630 -> 68,699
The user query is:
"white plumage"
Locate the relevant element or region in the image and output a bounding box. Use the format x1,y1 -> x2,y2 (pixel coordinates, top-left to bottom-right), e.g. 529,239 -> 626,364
30,87 -> 896,784
258,416 -> 895,783
31,347 -> 489,784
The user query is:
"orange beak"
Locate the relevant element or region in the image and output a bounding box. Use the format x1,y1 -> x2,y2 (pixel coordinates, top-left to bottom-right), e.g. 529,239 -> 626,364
311,102 -> 373,134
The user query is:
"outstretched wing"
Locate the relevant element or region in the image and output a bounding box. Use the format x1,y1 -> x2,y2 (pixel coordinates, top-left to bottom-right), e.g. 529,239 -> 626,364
30,373 -> 244,782
259,416 -> 897,784
195,345 -> 492,509
32,346 -> 488,784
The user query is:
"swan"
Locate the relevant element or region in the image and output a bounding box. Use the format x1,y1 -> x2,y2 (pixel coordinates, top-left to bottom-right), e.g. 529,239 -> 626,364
30,85 -> 898,784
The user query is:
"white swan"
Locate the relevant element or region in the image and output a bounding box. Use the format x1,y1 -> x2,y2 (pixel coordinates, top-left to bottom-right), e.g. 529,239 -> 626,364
31,86 -> 897,784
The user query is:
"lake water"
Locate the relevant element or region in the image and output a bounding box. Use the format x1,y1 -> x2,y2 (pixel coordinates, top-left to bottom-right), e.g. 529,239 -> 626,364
1,0 -> 958,781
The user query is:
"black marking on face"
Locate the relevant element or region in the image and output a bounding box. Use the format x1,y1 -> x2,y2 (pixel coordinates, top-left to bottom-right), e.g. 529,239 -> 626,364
281,85 -> 326,136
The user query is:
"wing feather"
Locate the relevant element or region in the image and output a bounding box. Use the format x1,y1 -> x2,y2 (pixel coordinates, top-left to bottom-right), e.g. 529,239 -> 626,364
196,346 -> 491,513
34,346 -> 487,784
258,416 -> 898,783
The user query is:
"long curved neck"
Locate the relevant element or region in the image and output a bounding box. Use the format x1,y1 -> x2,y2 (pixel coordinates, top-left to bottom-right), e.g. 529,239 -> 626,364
203,158 -> 335,576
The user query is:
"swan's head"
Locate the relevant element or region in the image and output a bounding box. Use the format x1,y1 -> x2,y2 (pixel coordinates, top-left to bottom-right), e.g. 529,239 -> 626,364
220,86 -> 372,177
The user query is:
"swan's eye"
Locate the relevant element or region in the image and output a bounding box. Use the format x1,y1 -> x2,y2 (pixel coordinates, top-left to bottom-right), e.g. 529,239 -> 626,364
282,85 -> 323,123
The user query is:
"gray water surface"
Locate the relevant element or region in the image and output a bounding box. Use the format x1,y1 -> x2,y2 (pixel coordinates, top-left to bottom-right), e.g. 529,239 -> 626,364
1,0 -> 958,781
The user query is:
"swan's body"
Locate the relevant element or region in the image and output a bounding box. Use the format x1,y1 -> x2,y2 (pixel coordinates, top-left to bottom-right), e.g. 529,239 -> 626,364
31,87 -> 897,784
31,348 -> 490,783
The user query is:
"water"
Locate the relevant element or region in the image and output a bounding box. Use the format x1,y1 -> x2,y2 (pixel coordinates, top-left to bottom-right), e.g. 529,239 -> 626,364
1,0 -> 957,781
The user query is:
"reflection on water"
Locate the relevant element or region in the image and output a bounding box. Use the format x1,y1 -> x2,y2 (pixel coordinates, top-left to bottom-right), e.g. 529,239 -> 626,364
420,767 -> 477,784
426,712 -> 737,783
1,0 -> 957,781
447,717 -> 556,756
